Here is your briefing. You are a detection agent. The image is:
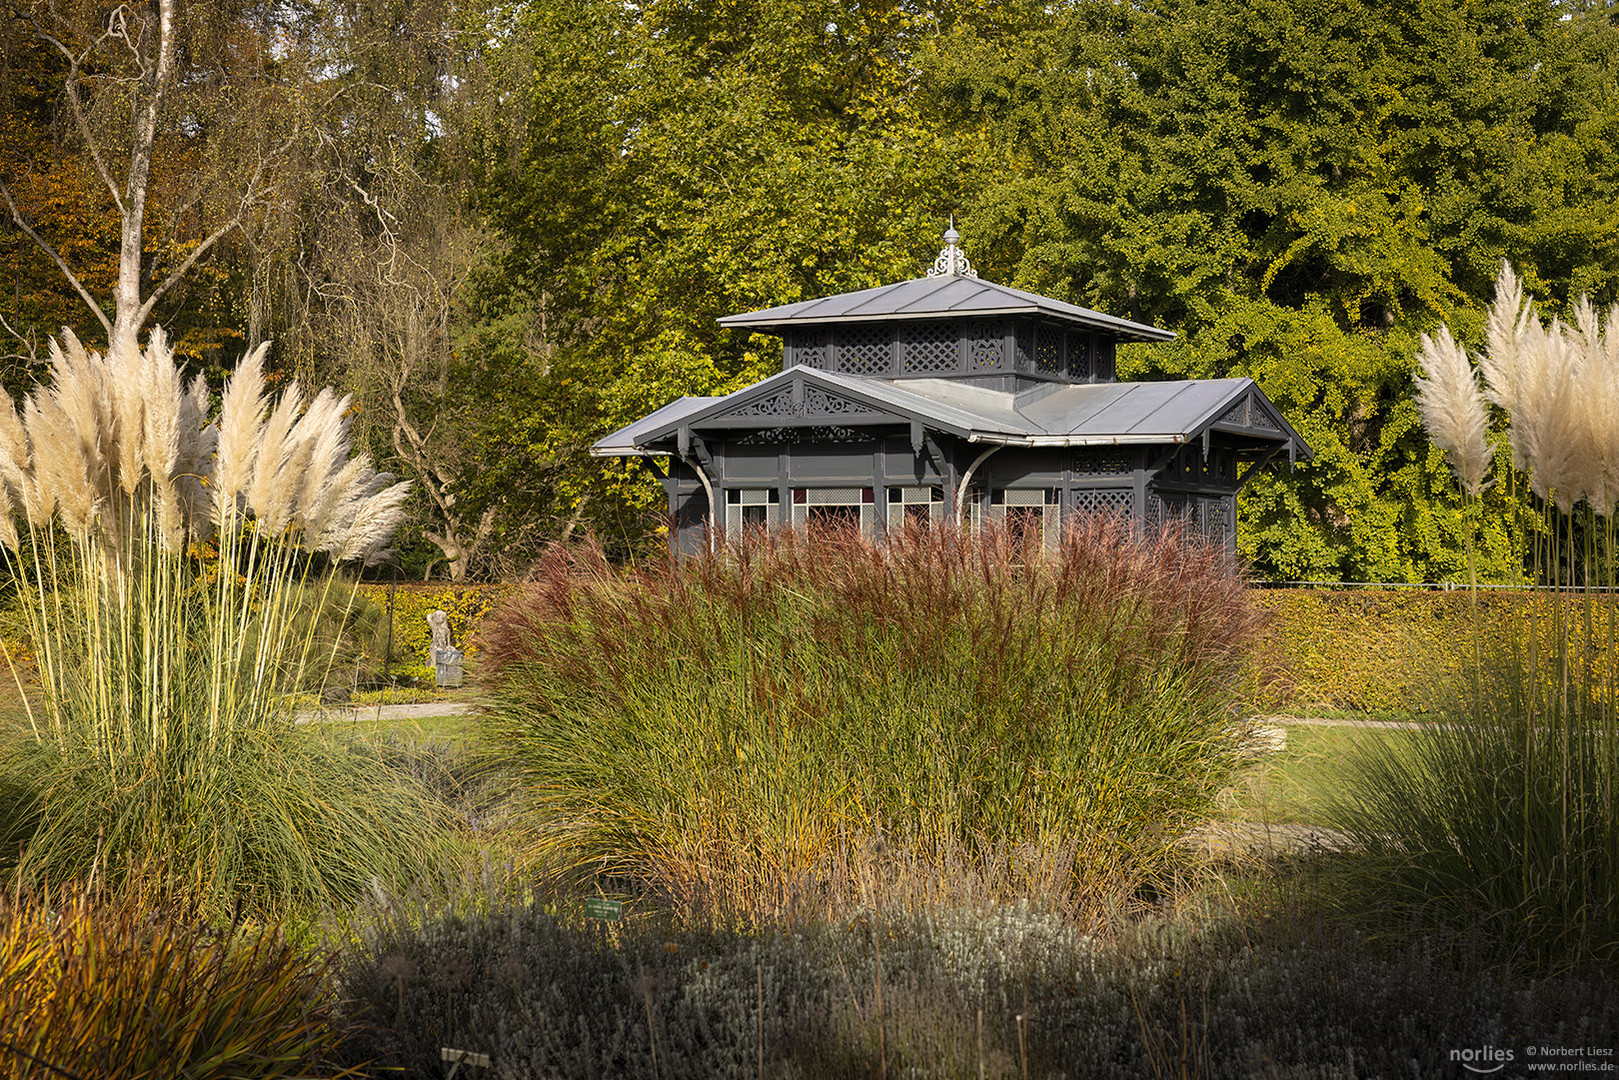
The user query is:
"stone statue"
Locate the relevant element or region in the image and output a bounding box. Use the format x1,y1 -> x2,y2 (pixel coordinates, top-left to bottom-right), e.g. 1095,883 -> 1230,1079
428,609 -> 452,652
427,609 -> 463,687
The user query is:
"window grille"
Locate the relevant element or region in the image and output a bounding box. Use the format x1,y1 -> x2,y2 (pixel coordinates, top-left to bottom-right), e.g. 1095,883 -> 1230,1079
902,322 -> 958,374
724,488 -> 780,534
985,488 -> 1060,549
886,485 -> 944,530
834,325 -> 891,375
791,487 -> 875,539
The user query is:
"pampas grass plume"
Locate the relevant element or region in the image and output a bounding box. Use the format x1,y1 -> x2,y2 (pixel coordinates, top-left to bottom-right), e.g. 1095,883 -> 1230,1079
213,345 -> 269,517
1416,327 -> 1491,497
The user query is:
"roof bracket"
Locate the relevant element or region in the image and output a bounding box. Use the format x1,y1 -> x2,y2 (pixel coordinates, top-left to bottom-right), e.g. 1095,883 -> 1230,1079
1236,445 -> 1285,492
1202,428 -> 1212,461
677,424 -> 690,460
910,420 -> 924,456
922,432 -> 950,482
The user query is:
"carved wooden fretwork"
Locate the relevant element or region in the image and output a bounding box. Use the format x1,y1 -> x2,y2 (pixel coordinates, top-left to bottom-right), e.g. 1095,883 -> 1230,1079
718,384 -> 878,423
730,390 -> 799,418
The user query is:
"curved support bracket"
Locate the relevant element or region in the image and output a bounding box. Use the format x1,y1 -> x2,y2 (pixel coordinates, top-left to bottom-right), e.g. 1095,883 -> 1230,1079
680,426 -> 719,552
955,445 -> 1002,527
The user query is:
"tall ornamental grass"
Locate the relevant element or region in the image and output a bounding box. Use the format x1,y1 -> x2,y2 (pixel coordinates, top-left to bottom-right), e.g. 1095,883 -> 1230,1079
0,330 -> 453,915
1337,263 -> 1619,970
0,876 -> 364,1080
479,519 -> 1261,919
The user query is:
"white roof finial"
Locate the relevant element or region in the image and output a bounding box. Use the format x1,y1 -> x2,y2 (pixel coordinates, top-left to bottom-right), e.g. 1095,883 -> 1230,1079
927,217 -> 978,278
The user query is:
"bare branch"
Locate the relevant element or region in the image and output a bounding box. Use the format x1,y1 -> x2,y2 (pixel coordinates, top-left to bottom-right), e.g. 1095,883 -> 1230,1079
21,9 -> 129,217
0,178 -> 115,340
0,306 -> 39,366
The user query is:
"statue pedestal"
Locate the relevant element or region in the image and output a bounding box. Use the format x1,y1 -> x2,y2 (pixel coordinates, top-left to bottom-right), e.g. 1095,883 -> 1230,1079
433,646 -> 464,688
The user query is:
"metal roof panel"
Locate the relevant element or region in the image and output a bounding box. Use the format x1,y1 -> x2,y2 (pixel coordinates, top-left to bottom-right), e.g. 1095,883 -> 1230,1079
719,276 -> 1174,341
590,396 -> 721,456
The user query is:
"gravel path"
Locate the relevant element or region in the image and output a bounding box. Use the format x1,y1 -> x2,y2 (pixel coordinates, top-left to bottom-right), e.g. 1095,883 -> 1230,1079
295,701 -> 474,725
1257,714 -> 1430,730
1183,820 -> 1353,857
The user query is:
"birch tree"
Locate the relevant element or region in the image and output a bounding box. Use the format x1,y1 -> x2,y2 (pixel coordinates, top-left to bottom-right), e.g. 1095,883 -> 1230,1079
0,0 -> 295,352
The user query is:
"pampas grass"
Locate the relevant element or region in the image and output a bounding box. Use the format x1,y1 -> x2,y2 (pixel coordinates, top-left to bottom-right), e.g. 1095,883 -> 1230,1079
0,329 -> 452,916
1415,326 -> 1491,497
1352,263 -> 1619,971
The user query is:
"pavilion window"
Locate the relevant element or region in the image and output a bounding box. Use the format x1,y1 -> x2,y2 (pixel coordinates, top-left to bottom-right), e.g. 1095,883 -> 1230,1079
792,487 -> 875,539
887,485 -> 945,530
986,488 -> 1061,549
725,488 -> 780,534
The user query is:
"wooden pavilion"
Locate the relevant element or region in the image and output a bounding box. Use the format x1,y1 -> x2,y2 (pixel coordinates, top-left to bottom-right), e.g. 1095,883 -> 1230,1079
593,230 -> 1311,553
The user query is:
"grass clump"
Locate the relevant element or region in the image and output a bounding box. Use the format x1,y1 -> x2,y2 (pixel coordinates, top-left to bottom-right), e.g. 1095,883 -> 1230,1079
479,519 -> 1261,918
1338,261 -> 1619,972
1327,632 -> 1619,971
0,330 -> 454,915
0,875 -> 365,1079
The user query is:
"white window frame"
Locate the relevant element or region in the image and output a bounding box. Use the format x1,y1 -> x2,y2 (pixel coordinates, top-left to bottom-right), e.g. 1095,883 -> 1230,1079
886,485 -> 945,531
984,488 -> 1060,550
791,487 -> 875,539
724,488 -> 781,535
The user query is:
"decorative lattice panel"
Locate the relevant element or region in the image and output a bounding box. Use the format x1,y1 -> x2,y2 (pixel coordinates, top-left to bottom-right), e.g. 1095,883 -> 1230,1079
1095,339 -> 1116,380
1219,399 -> 1249,426
1073,488 -> 1134,518
1073,448 -> 1132,475
1178,448 -> 1215,483
902,322 -> 958,374
1015,324 -> 1034,370
1203,496 -> 1231,540
1036,325 -> 1063,374
1250,407 -> 1281,432
792,332 -> 827,370
802,389 -> 865,416
835,325 -> 892,375
1146,492 -> 1185,528
971,328 -> 1003,370
735,425 -> 870,445
1065,332 -> 1090,379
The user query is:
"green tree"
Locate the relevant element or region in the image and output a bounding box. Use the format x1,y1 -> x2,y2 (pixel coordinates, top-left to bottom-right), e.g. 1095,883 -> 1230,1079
472,0 -> 980,553
926,0 -> 1619,581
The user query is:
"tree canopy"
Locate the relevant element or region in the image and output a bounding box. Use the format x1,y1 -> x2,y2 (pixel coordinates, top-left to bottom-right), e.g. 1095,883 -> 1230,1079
5,0 -> 1617,579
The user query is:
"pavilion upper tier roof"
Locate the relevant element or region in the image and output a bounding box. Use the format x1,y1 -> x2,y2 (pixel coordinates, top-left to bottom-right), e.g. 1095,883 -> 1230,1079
718,275 -> 1175,342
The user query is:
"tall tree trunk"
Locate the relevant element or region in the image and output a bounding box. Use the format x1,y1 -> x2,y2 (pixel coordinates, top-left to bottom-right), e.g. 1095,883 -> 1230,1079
110,0 -> 176,349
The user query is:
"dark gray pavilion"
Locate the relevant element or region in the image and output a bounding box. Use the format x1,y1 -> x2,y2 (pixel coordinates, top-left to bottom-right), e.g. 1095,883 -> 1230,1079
593,231 -> 1311,553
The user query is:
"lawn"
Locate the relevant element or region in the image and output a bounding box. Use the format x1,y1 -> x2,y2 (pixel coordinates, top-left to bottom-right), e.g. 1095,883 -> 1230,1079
1222,723 -> 1421,828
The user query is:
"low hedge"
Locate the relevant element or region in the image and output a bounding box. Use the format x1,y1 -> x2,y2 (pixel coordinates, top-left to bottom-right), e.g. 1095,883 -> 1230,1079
358,582 -> 514,666
356,581 -> 1591,717
1249,587 -> 1617,715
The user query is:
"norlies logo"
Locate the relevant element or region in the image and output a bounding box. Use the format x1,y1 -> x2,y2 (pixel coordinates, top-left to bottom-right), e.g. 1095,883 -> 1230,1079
1451,1046 -> 1516,1074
